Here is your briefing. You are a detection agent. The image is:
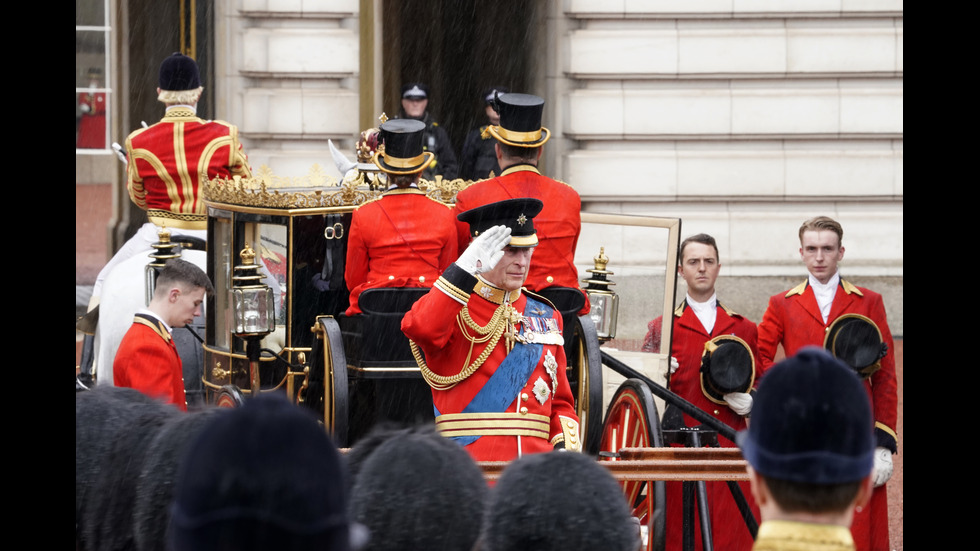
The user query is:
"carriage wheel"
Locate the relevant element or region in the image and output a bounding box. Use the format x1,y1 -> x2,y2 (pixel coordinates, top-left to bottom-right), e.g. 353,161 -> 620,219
314,316 -> 349,447
568,314 -> 604,455
215,384 -> 245,408
599,379 -> 666,551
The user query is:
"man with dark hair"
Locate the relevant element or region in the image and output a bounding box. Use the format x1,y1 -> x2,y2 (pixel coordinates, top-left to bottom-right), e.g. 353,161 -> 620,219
113,259 -> 214,411
459,86 -> 509,180
480,451 -> 641,551
396,82 -> 458,181
91,53 -> 251,303
344,118 -> 457,315
757,215 -> 897,551
453,92 -> 588,316
402,198 -> 580,462
642,233 -> 760,551
737,348 -> 876,551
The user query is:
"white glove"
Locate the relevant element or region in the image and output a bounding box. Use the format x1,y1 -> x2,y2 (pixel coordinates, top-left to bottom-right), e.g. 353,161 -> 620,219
723,392 -> 753,416
871,447 -> 893,487
456,225 -> 512,275
663,356 -> 679,380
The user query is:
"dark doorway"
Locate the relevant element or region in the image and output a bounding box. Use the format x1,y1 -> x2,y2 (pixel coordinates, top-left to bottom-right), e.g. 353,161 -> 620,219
381,0 -> 541,163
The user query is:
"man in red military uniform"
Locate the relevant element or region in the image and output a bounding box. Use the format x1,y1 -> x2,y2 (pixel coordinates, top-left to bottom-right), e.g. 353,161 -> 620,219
77,68 -> 106,149
402,198 -> 581,462
344,118 -> 456,315
114,259 -> 214,411
757,216 -> 897,551
642,233 -> 760,551
453,92 -> 588,315
91,52 -> 251,301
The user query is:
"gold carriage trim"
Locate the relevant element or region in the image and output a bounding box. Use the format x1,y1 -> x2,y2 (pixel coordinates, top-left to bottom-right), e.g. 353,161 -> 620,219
435,412 -> 550,440
147,209 -> 208,230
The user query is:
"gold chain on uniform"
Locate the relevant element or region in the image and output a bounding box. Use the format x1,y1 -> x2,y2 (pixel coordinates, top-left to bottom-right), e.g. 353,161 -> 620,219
412,302 -> 518,390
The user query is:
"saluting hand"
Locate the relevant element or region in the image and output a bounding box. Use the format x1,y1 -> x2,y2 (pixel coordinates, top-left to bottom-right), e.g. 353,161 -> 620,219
457,225 -> 512,276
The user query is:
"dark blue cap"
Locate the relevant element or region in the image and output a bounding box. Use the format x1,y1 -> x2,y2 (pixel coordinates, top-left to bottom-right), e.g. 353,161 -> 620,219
158,52 -> 201,91
736,347 -> 874,484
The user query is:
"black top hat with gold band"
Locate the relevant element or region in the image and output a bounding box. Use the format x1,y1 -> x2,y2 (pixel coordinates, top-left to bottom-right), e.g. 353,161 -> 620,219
824,313 -> 887,379
457,198 -> 542,248
487,93 -> 551,148
700,335 -> 756,405
372,119 -> 435,175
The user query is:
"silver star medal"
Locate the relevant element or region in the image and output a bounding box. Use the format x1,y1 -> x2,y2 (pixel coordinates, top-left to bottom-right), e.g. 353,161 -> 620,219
544,350 -> 559,396
532,376 -> 550,404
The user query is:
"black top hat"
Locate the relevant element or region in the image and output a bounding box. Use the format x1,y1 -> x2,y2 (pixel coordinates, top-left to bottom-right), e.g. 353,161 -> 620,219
824,313 -> 888,379
699,334 -> 756,405
372,119 -> 435,175
736,347 -> 874,484
457,198 -> 543,248
487,93 -> 551,147
158,52 -> 201,92
482,86 -> 510,105
400,82 -> 429,100
169,396 -> 357,551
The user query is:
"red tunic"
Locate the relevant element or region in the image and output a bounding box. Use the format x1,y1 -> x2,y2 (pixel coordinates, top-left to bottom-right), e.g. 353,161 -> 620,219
644,300 -> 761,551
113,314 -> 187,411
453,164 -> 589,314
344,188 -> 457,315
125,106 -> 251,230
402,266 -> 580,462
757,279 -> 897,551
77,91 -> 106,149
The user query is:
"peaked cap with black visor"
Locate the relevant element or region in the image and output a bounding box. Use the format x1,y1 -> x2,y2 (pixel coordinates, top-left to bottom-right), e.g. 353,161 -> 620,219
457,197 -> 543,248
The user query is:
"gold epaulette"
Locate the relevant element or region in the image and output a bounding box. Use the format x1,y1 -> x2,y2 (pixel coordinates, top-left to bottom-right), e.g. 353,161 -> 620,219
784,280 -> 808,298
841,279 -> 864,296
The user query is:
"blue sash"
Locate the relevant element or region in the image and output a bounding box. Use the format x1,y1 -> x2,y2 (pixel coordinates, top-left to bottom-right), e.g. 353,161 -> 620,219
437,296 -> 554,445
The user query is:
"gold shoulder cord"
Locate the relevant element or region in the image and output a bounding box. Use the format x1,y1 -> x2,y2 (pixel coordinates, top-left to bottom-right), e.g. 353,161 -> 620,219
412,303 -> 516,390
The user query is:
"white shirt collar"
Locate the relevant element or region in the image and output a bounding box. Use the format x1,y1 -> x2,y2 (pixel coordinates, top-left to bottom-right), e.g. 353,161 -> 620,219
808,271 -> 840,324
687,293 -> 718,334
138,308 -> 173,335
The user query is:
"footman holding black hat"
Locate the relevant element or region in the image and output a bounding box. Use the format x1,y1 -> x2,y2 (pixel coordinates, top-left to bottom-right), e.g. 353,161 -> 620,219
757,216 -> 897,551
402,198 -> 581,462
642,233 -> 762,551
453,92 -> 590,316
738,347 -> 877,551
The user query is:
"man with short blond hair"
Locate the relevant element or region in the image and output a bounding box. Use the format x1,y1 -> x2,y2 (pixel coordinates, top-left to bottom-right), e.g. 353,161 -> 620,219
757,215 -> 897,551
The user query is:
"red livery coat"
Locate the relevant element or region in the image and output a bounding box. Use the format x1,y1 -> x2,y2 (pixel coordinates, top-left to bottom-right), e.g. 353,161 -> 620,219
125,106 -> 251,230
644,300 -> 761,551
344,188 -> 456,315
453,164 -> 589,314
402,267 -> 579,462
77,91 -> 106,149
758,279 -> 897,551
113,315 -> 187,411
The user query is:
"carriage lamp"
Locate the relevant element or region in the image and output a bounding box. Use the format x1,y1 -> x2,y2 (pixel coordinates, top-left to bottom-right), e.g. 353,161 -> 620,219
145,226 -> 182,306
231,243 -> 276,394
581,247 -> 619,341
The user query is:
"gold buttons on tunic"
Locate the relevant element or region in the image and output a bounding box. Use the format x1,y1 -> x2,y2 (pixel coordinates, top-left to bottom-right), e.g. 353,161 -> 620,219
388,275 -> 395,280
566,420 -> 575,429
521,393 -> 529,402
419,276 -> 425,283
520,407 -> 528,415
546,275 -> 554,283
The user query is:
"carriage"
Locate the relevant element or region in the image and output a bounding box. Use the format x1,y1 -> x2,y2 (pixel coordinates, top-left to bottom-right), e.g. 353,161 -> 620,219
192,162 -> 756,550
82,157 -> 756,550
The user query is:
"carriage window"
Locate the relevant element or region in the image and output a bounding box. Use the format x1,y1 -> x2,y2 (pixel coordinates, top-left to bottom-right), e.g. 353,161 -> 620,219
211,217 -> 233,350
76,0 -> 111,151
577,213 -> 680,416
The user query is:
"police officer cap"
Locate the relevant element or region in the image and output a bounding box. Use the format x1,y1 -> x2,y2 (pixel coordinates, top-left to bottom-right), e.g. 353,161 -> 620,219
824,313 -> 888,379
169,395 -> 363,551
736,347 -> 874,485
488,92 -> 551,147
483,86 -> 510,105
159,52 -> 201,92
372,119 -> 434,175
457,197 -> 543,248
401,82 -> 429,99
